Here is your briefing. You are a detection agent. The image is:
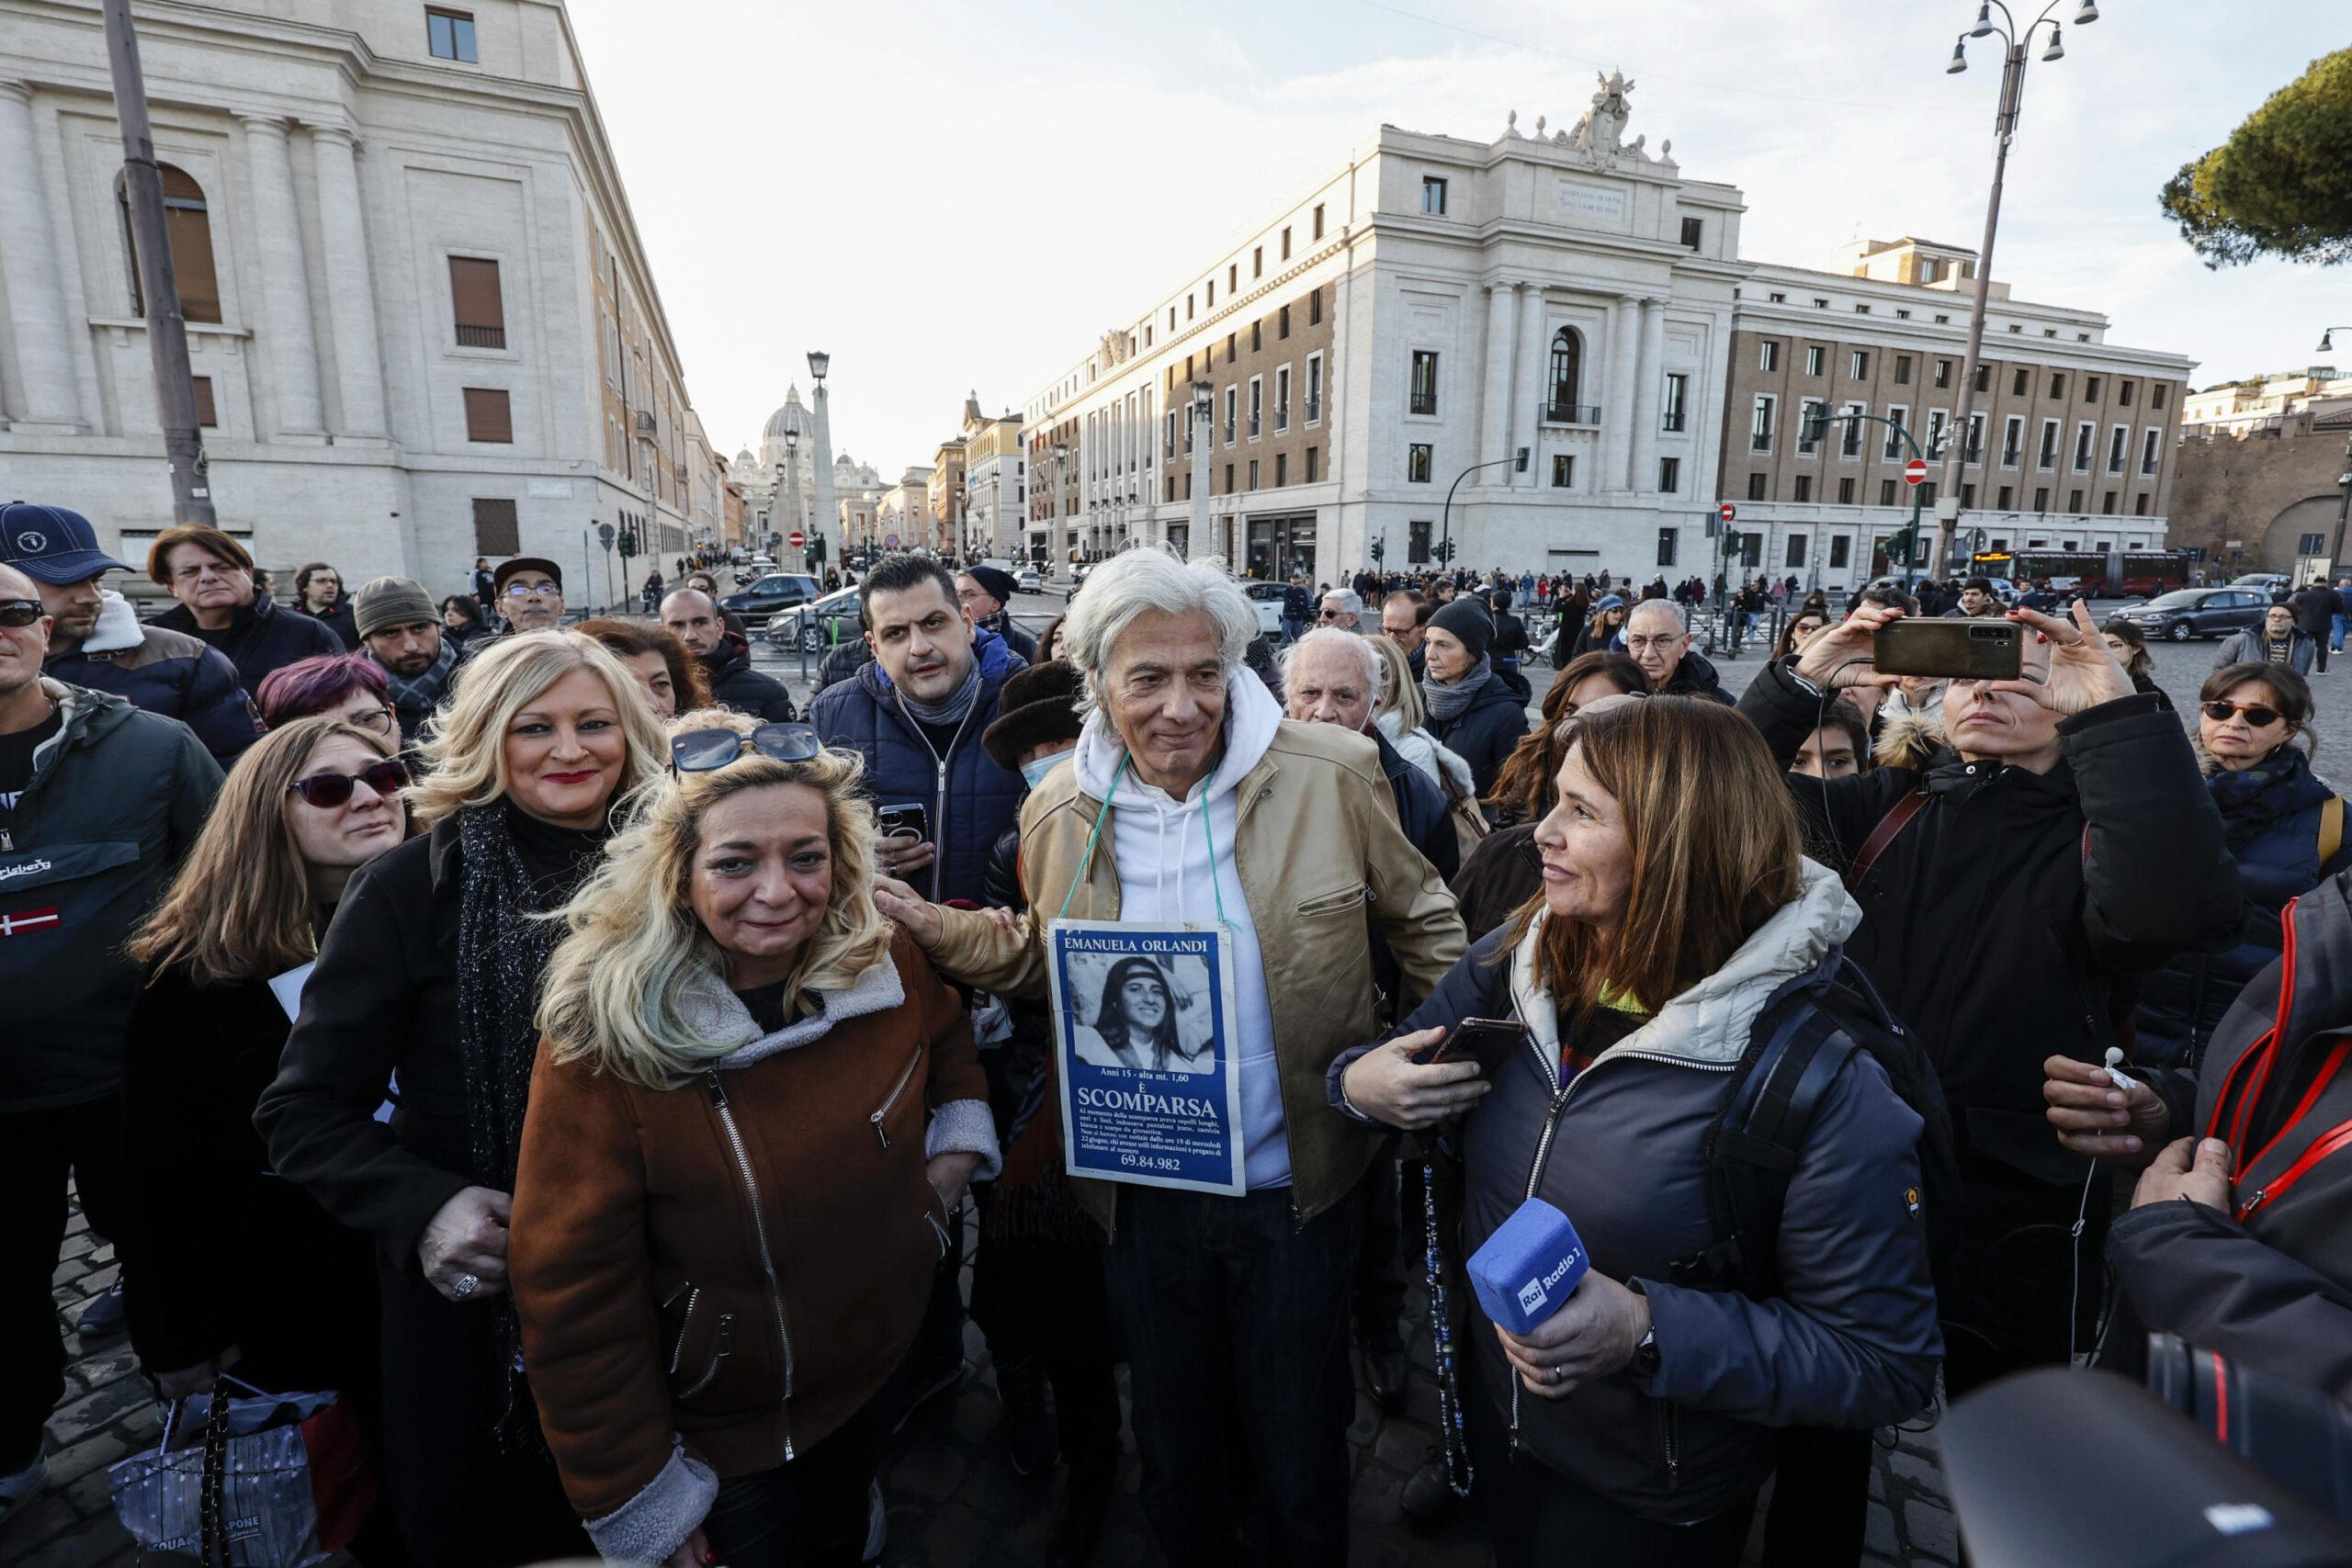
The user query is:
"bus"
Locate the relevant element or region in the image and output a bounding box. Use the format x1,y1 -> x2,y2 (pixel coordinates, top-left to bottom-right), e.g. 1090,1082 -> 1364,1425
1971,549 -> 2191,598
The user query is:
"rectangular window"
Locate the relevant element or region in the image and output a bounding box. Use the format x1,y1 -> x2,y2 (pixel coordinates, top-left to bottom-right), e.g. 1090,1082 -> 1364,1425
1962,482 -> 1976,509
1840,402 -> 1865,458
1787,535 -> 1808,569
2134,492 -> 2150,516
1409,351 -> 1440,415
1306,353 -> 1324,425
1658,457 -> 1679,493
1408,444 -> 1433,482
1750,393 -> 1776,453
2086,376 -> 2102,402
1273,453 -> 1286,487
1164,412 -> 1175,460
1934,358 -> 1952,389
1662,373 -> 1688,433
1408,518 -> 1431,564
1274,366 -> 1290,433
1279,305 -> 1291,339
426,6 -> 478,62
1926,409 -> 1950,459
1281,227 -> 1292,261
462,387 -> 513,443
1252,245 -> 1263,279
2073,421 -> 2095,471
1227,333 -> 1237,365
2153,384 -> 2167,411
2050,372 -> 2066,399
448,256 -> 505,348
471,497 -> 519,554
2120,379 -> 2134,408
2068,488 -> 2084,513
190,375 -> 218,428
1894,354 -> 1913,386
2102,491 -> 2118,514
1758,340 -> 1781,373
1747,472 -> 1768,501
1223,386 -> 1236,445
2012,367 -> 2029,396
1309,288 -> 1322,326
1965,412 -> 1986,465
1657,526 -> 1679,566
1248,459 -> 1259,491
2002,415 -> 2024,468
2038,418 -> 2060,468
1226,264 -> 1235,292
1997,485 -> 2013,509
1849,350 -> 1870,380
1313,203 -> 1326,240
1793,475 -> 1813,502
1420,176 -> 1447,215
1880,479 -> 1898,506
1247,376 -> 1262,439
1838,476 -> 1856,504
1805,344 -> 1825,377
2034,486 -> 2050,513
2141,426 -> 2162,476
2107,423 -> 2129,474
1166,475 -> 1176,502
1306,446 -> 1319,482
1224,462 -> 1234,493
1883,406 -> 1908,458
1551,454 -> 1574,488
1974,364 -> 1990,393
1830,535 -> 1851,569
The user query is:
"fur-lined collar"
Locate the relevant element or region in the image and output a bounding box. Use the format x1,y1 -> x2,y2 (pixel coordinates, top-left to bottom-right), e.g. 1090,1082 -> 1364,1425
675,950 -> 908,1070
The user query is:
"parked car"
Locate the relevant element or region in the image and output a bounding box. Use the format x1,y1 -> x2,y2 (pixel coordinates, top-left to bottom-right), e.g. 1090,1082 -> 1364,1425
2228,572 -> 2292,602
2110,587 -> 2272,642
1241,581 -> 1289,637
1014,567 -> 1043,593
720,572 -> 822,619
764,585 -> 864,654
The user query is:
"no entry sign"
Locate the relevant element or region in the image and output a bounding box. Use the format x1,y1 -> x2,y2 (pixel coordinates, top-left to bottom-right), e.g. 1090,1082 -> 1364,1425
787,531 -> 806,547
1904,458 -> 1929,486
1717,502 -> 1736,524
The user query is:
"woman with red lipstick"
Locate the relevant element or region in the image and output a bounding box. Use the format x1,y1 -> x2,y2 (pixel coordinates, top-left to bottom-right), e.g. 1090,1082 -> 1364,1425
119,715 -> 413,1559
257,631 -> 669,1566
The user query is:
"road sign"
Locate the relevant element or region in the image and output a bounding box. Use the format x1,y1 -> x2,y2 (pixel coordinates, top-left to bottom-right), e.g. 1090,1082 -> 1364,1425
787,531 -> 806,548
1717,502 -> 1736,524
597,523 -> 615,550
884,533 -> 900,548
1904,458 -> 1928,486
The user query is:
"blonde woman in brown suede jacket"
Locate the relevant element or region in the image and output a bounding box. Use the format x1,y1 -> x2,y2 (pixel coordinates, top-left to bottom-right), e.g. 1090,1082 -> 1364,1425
509,716 -> 997,1568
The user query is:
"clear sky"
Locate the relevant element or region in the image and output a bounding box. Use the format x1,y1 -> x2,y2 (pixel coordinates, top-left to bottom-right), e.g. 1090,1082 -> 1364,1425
563,0 -> 2350,479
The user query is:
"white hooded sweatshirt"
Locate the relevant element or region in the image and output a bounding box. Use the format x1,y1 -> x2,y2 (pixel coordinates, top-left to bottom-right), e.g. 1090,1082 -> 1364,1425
1071,671 -> 1291,1189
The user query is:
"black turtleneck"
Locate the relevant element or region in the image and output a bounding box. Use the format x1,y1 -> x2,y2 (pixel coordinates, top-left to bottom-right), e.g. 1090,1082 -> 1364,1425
506,806 -> 611,908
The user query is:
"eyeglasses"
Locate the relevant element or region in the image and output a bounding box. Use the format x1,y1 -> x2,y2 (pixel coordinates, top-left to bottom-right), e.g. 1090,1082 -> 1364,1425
288,758 -> 408,808
503,582 -> 561,599
348,706 -> 395,736
0,600 -> 44,629
2202,700 -> 2285,728
1317,608 -> 1346,620
670,723 -> 823,774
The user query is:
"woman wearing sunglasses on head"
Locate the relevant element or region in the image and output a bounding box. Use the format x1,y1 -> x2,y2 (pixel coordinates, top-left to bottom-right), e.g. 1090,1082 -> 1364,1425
508,711 -> 998,1568
256,630 -> 668,1565
2126,662 -> 2352,1070
119,716 -> 411,1557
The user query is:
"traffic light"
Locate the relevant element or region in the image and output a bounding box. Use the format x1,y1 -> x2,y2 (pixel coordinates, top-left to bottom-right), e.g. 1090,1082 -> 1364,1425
1801,406 -> 1831,447
1370,538 -> 1386,563
616,520 -> 639,559
808,533 -> 827,565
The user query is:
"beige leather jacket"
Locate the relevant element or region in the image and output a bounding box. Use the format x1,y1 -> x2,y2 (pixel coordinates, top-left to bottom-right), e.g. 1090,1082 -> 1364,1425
927,716 -> 1466,1234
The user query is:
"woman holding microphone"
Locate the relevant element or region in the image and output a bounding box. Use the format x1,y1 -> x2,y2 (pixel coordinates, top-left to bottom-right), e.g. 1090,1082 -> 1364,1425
1329,696 -> 1941,1567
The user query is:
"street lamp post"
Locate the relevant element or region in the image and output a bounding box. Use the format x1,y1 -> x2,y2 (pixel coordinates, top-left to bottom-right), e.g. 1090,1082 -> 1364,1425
808,350 -> 834,572
1937,0 -> 2098,576
782,426 -> 804,570
1189,379 -> 1214,563
1809,409 -> 1930,588
1050,443 -> 1070,568
1439,449 -> 1530,573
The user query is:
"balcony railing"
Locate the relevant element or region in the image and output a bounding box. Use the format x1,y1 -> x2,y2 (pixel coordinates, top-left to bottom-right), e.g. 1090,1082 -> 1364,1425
456,324 -> 506,349
1543,400 -> 1602,426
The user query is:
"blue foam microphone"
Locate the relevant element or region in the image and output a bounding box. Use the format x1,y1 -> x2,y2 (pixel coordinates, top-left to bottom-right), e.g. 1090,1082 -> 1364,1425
1467,1197 -> 1590,1336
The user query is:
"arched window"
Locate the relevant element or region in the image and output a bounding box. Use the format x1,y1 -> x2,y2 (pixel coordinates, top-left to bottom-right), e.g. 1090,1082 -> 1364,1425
119,164 -> 222,324
1548,327 -> 1583,412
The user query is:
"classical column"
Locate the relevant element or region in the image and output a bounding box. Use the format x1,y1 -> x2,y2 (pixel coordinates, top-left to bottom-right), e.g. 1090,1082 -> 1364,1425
1510,282 -> 1546,487
308,123 -> 387,436
1600,298 -> 1642,491
0,83 -> 83,430
810,381 -> 837,556
1628,297 -> 1667,493
1478,281 -> 1518,466
237,113 -> 323,435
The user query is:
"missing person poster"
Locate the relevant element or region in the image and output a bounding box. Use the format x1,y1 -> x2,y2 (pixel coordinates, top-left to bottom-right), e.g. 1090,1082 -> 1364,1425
1046,919 -> 1245,1195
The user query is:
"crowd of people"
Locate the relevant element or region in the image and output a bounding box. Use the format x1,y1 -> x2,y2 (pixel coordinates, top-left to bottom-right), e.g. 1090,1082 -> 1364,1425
3,492 -> 2349,1568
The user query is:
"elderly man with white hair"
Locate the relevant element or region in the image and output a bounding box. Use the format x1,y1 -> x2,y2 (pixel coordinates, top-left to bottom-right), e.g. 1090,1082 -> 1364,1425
876,547 -> 1464,1568
1316,587 -> 1363,632
1283,627 -> 1456,883
1623,597 -> 1733,704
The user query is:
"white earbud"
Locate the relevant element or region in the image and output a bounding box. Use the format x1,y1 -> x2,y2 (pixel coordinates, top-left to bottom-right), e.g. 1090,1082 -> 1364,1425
2102,1045 -> 2135,1091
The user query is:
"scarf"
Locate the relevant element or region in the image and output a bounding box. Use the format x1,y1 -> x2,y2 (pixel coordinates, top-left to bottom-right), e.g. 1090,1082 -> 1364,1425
382,641 -> 459,731
896,660 -> 981,730
2267,635 -> 2296,664
453,801 -> 595,1449
2210,748 -> 2329,856
1421,657 -> 1494,723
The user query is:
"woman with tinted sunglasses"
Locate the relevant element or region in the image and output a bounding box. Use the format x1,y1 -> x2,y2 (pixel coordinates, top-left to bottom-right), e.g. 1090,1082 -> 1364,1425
2132,661 -> 2352,1069
119,716 -> 412,1558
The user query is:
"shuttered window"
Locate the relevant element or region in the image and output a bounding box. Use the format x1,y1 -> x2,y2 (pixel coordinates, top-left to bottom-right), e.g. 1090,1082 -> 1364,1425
462,387 -> 513,443
449,257 -> 505,348
190,376 -> 218,428
471,498 -> 519,555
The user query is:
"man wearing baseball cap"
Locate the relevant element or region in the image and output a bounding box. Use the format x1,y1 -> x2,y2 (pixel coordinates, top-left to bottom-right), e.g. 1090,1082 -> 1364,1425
956,566 -> 1037,664
0,502 -> 259,764
487,557 -> 565,637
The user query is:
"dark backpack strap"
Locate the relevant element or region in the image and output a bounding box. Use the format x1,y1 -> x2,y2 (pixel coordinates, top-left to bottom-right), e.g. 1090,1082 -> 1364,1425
1845,787 -> 1929,891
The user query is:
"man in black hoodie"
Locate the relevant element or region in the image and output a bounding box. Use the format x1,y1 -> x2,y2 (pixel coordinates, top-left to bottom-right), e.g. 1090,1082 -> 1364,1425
662,588 -> 796,721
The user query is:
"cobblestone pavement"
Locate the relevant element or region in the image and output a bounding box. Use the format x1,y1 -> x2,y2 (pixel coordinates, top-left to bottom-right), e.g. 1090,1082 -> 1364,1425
8,1195 -> 1962,1568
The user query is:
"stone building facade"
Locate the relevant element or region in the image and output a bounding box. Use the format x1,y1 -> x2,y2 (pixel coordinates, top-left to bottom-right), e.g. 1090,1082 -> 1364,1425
2171,368 -> 2352,579
0,0 -> 723,607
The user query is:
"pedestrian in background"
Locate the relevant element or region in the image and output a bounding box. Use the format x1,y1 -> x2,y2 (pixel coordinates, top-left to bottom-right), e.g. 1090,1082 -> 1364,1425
577,617 -> 707,721
354,577 -> 461,746
149,525 -> 345,695
293,561 -> 361,650
1420,598 -> 1529,805
253,652 -> 396,736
